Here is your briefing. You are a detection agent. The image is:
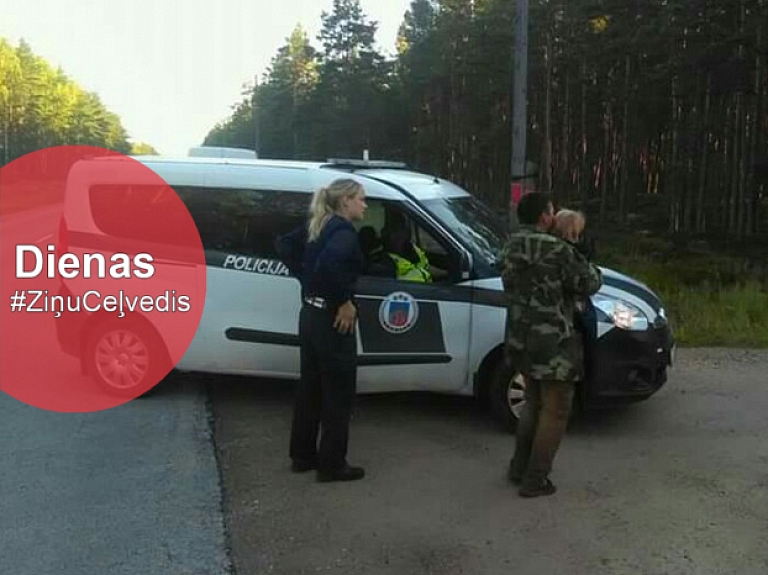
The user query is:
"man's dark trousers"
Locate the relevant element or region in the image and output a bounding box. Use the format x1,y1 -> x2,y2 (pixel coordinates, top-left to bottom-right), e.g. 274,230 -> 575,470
290,305 -> 357,471
511,378 -> 575,489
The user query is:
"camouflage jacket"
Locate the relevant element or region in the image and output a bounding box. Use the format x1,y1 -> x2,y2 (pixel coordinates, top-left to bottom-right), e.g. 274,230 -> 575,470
500,225 -> 603,382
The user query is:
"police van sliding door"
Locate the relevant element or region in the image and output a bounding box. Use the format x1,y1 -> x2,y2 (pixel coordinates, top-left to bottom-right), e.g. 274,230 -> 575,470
354,202 -> 473,394
176,167 -> 310,377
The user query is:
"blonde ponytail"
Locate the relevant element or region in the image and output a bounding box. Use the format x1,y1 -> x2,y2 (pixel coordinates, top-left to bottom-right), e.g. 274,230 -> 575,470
308,187 -> 333,242
307,179 -> 363,241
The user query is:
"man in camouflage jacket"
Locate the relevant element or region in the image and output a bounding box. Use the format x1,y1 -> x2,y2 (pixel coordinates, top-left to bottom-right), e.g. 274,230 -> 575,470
500,192 -> 602,497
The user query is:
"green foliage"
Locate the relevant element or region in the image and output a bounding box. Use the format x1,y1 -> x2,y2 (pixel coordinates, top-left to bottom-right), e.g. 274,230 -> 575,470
311,0 -> 400,159
0,38 -> 131,163
203,0 -> 768,346
667,282 -> 768,348
130,142 -> 159,155
319,0 -> 378,62
205,97 -> 256,151
205,2 -> 407,162
207,0 -> 768,232
595,230 -> 768,348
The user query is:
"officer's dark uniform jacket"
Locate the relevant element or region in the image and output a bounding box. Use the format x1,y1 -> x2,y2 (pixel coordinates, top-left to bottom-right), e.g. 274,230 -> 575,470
276,215 -> 364,311
500,225 -> 603,382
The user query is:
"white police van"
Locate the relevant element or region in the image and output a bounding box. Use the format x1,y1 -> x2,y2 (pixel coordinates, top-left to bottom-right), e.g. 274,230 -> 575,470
56,150 -> 674,429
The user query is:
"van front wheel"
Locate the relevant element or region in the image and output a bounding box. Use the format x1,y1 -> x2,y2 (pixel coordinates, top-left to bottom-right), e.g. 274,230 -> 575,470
85,321 -> 169,398
489,360 -> 527,433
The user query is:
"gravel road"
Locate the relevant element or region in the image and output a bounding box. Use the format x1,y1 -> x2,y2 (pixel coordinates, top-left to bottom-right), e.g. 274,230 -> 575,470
212,348 -> 768,575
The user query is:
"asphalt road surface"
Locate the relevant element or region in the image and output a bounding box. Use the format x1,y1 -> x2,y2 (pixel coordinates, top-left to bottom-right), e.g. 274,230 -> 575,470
212,348 -> 768,575
0,376 -> 230,575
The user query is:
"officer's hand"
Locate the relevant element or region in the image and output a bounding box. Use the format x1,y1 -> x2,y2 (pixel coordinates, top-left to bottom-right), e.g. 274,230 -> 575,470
334,301 -> 357,334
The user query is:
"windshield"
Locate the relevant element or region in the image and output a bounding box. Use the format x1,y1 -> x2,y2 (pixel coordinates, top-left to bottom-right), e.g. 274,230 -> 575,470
421,196 -> 507,265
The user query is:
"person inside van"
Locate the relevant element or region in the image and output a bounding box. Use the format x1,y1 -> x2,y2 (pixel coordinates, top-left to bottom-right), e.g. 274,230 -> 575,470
380,217 -> 433,282
357,225 -> 395,277
368,213 -> 449,282
357,226 -> 380,262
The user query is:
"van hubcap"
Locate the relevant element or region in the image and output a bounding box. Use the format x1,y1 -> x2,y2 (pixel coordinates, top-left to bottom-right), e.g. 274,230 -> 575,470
507,373 -> 527,419
95,330 -> 149,389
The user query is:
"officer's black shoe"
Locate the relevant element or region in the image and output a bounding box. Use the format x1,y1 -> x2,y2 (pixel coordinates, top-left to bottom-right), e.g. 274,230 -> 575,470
519,478 -> 557,498
317,464 -> 365,482
291,459 -> 318,473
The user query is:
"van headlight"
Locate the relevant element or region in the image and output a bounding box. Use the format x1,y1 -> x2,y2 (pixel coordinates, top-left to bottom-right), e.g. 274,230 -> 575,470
592,295 -> 649,331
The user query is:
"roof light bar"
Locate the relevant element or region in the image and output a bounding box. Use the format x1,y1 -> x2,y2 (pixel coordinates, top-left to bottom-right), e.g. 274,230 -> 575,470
324,158 -> 408,169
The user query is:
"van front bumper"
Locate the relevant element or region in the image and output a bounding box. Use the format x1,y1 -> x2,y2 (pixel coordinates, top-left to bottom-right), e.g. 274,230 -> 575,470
585,325 -> 673,407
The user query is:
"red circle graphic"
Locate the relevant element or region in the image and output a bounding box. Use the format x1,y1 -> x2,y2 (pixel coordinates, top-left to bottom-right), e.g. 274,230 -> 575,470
0,146 -> 207,412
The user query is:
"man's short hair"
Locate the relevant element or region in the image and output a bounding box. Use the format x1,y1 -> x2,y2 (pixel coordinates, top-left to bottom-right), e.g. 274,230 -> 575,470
516,192 -> 553,225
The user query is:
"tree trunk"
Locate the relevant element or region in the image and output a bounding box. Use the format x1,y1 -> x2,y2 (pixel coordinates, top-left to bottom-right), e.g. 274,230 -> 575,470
580,60 -> 589,209
561,66 -> 570,197
599,103 -> 611,221
682,103 -> 695,234
618,55 -> 631,224
668,77 -> 680,234
718,104 -> 732,232
737,91 -> 748,238
292,84 -> 298,158
735,1 -> 748,237
729,94 -> 742,234
749,0 -> 766,235
696,74 -> 711,234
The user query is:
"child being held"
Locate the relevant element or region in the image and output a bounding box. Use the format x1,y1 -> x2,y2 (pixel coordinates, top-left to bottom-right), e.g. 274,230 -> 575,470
553,209 -> 588,318
552,208 -> 596,380
552,209 -> 586,245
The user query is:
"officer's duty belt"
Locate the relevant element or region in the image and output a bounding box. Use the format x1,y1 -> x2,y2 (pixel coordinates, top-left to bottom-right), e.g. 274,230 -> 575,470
303,296 -> 328,309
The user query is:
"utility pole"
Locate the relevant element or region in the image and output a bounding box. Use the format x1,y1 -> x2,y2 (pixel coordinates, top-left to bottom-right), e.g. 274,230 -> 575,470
252,76 -> 260,157
510,0 -> 529,229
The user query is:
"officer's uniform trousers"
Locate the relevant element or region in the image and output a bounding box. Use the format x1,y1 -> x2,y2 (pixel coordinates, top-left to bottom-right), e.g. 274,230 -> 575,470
289,301 -> 357,471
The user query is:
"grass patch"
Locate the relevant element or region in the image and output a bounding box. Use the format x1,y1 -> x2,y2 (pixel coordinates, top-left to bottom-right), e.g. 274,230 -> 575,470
594,232 -> 768,348
658,281 -> 768,347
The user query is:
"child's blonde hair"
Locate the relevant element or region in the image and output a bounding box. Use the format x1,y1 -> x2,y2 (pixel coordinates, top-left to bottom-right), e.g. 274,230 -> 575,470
553,209 -> 586,243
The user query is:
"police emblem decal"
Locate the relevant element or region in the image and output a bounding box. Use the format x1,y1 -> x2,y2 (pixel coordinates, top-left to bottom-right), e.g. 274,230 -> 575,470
379,292 -> 419,334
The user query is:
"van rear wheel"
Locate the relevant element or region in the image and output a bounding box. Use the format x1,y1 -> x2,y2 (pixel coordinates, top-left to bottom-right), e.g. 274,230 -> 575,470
85,321 -> 169,398
489,360 -> 527,433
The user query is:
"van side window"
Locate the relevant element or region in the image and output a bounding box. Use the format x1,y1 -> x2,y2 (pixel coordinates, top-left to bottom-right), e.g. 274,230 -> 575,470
90,185 -> 310,258
89,184 -> 192,246
176,187 -> 310,258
